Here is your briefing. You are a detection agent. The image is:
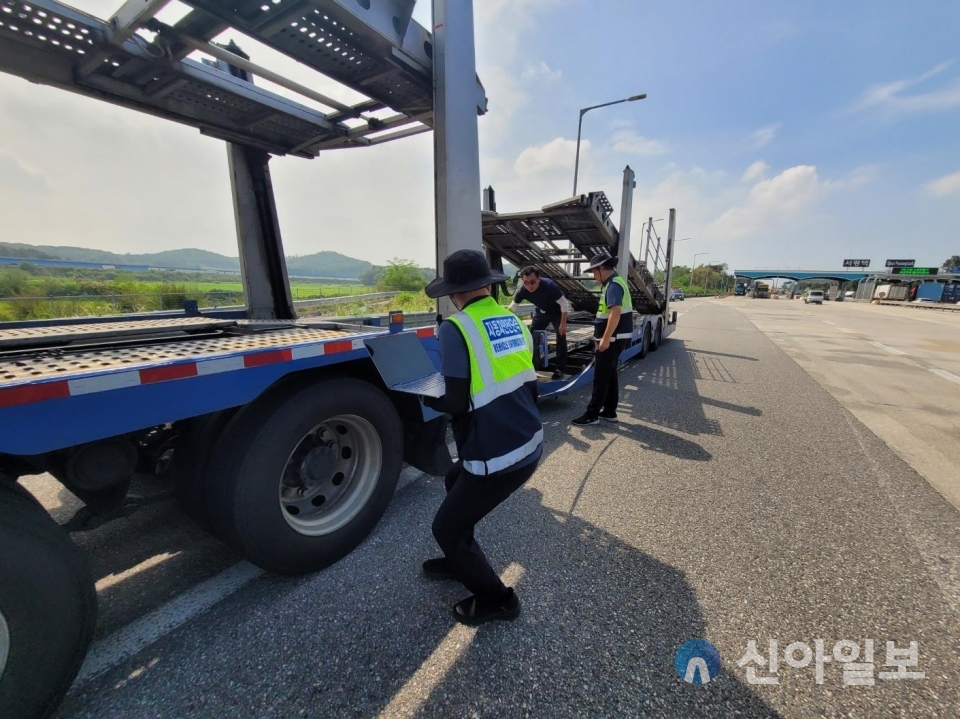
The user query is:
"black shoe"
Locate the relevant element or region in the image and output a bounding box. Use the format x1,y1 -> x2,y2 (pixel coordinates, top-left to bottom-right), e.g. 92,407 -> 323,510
452,588 -> 521,626
422,557 -> 456,581
599,410 -> 619,422
551,370 -> 565,381
571,413 -> 599,426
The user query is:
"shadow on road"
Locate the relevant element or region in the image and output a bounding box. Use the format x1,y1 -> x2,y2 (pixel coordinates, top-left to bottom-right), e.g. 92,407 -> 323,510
57,475 -> 784,719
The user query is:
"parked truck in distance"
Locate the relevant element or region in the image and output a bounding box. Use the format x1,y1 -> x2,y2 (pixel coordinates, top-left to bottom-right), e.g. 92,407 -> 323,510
734,282 -> 747,296
755,282 -> 771,298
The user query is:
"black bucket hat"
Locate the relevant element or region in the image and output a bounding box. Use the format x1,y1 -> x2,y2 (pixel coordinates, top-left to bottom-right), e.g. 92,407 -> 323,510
424,249 -> 509,298
586,248 -> 618,271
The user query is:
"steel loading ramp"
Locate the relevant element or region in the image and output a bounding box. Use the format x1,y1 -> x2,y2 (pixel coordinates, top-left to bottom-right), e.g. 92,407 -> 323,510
0,0 -> 484,157
481,191 -> 666,315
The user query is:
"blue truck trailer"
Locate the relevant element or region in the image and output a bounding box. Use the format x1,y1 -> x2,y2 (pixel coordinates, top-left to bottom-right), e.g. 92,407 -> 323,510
0,1 -> 677,715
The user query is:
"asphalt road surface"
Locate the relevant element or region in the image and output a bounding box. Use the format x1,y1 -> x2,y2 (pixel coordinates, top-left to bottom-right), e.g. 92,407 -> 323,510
22,297 -> 960,718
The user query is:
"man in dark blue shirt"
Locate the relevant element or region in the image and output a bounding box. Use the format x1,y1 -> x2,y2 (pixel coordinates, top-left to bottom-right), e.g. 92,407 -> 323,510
508,266 -> 569,379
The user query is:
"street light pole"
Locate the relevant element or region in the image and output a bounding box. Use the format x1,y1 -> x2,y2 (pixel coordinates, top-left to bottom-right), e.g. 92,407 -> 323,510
573,93 -> 646,196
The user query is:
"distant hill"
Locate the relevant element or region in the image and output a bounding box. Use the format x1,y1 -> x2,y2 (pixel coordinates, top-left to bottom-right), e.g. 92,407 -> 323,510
0,242 -> 59,260
0,243 -> 374,279
286,251 -> 371,279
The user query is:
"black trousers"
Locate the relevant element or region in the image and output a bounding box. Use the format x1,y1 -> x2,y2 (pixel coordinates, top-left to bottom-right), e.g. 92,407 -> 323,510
432,458 -> 539,599
586,339 -> 624,416
530,313 -> 567,372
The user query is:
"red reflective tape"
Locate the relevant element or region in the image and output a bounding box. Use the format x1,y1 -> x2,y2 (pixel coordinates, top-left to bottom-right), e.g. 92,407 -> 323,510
416,327 -> 435,338
324,340 -> 354,355
243,348 -> 293,367
0,381 -> 71,408
140,363 -> 198,384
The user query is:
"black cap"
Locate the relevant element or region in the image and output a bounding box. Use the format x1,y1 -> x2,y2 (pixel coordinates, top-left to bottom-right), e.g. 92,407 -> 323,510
586,247 -> 618,270
424,249 -> 509,298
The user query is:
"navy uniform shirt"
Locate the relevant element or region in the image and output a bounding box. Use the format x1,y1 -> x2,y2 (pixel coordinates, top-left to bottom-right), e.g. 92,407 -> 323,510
514,276 -> 565,319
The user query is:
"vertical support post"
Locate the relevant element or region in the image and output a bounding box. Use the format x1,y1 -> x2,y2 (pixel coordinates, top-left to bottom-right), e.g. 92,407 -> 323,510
219,53 -> 294,320
644,217 -> 653,269
664,209 -> 676,317
432,0 -> 483,318
228,145 -> 295,319
482,186 -> 507,300
482,185 -> 496,212
616,165 -> 635,278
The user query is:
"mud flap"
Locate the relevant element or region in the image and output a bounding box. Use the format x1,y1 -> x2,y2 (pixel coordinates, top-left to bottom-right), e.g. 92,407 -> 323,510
403,414 -> 454,477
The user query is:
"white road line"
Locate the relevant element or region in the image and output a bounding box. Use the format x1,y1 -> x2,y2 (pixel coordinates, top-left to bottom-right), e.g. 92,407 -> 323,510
929,368 -> 960,385
822,320 -> 836,325
72,561 -> 264,689
839,328 -> 856,334
870,341 -> 908,356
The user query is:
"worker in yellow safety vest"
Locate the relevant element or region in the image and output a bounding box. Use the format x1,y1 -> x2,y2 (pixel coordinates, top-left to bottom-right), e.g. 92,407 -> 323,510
572,247 -> 633,426
422,249 -> 543,625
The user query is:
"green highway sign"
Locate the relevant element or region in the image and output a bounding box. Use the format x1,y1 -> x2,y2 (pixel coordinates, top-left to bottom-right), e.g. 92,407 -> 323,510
891,267 -> 938,276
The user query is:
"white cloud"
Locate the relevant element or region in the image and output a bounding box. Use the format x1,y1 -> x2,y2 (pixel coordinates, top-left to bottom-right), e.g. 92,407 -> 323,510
741,161 -> 769,183
750,124 -> 781,149
521,61 -> 562,83
514,137 -> 582,177
849,61 -> 960,115
710,165 -> 821,239
611,130 -> 669,156
924,171 -> 960,197
478,64 -> 530,138
824,165 -> 878,190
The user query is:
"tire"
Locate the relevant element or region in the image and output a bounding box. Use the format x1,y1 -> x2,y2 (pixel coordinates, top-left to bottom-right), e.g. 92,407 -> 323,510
203,377 -> 403,575
651,322 -> 663,352
638,324 -> 651,359
0,482 -> 97,719
171,409 -> 238,528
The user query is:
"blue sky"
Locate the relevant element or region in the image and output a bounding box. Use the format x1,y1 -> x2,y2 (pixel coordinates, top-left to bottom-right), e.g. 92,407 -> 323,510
1,0 -> 958,272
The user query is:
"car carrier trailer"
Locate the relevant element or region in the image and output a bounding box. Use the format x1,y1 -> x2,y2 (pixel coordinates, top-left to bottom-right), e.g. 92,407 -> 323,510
0,1 -> 677,716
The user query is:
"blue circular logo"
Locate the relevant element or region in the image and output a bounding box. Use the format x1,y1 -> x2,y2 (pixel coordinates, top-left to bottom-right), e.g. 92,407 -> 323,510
675,639 -> 721,684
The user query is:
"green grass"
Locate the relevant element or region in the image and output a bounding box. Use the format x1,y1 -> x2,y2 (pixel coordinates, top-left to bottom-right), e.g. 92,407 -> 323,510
128,281 -> 378,297
0,264 -> 418,322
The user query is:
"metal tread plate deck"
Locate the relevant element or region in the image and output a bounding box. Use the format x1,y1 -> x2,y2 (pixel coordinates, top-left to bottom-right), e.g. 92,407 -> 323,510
179,0 -> 435,120
0,323 -> 434,404
0,316 -> 368,349
0,0 -> 436,156
0,317 -> 238,349
482,192 -> 665,315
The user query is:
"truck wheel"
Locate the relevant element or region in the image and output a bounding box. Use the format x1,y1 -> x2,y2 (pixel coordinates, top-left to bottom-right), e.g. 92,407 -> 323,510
0,482 -> 97,719
204,378 -> 403,575
638,324 -> 651,359
651,322 -> 663,351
